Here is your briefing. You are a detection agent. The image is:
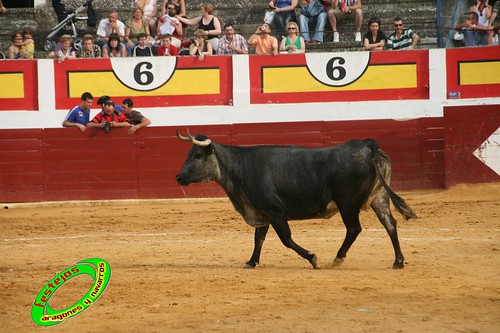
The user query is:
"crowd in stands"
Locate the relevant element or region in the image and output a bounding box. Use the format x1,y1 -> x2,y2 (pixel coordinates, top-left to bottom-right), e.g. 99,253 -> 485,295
3,0 -> 499,60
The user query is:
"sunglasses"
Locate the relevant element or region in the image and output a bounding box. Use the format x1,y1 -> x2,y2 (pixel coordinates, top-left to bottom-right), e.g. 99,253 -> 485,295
287,27 -> 296,30
394,24 -> 403,27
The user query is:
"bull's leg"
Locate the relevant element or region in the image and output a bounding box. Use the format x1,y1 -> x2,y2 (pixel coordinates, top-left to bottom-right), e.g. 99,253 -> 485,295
371,199 -> 405,269
243,225 -> 269,269
334,209 -> 362,266
272,221 -> 317,269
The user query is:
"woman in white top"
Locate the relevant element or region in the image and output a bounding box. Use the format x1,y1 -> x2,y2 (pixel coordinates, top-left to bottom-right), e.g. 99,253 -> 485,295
135,0 -> 158,36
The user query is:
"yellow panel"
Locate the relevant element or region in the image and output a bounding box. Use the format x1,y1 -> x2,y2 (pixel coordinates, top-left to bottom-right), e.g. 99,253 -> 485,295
459,61 -> 500,85
0,73 -> 25,98
263,64 -> 417,93
68,69 -> 220,98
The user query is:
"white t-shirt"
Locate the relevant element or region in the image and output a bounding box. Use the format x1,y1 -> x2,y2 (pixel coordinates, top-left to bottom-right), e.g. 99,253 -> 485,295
97,18 -> 126,38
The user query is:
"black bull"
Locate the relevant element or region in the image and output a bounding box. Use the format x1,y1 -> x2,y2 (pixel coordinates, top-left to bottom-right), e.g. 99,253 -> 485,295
176,130 -> 417,269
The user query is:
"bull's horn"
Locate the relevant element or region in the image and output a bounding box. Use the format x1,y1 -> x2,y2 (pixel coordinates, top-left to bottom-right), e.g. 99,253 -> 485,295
186,128 -> 212,147
176,129 -> 191,142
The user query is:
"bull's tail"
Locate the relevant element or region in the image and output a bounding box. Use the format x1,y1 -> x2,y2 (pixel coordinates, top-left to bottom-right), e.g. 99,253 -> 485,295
366,139 -> 418,220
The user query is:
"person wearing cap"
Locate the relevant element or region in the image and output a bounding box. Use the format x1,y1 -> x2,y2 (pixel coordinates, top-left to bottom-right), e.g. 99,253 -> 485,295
62,92 -> 93,132
88,100 -> 130,132
97,95 -> 123,114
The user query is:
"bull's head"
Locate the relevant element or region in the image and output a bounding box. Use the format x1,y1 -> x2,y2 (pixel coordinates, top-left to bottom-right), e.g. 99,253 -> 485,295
175,129 -> 220,185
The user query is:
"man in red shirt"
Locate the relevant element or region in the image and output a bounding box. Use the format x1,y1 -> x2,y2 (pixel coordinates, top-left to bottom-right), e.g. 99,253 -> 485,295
88,100 -> 130,133
157,34 -> 179,56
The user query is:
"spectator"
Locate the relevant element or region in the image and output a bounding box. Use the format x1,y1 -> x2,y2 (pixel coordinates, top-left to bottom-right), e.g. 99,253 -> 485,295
157,3 -> 183,48
18,27 -> 35,59
386,18 -> 419,50
125,6 -> 151,55
471,0 -> 492,27
490,0 -> 499,43
455,11 -> 490,47
80,34 -> 101,58
157,34 -> 179,56
0,0 -> 6,14
132,33 -> 154,56
269,0 -> 299,38
189,29 -> 213,61
162,0 -> 187,36
363,17 -> 386,51
48,34 -> 77,63
97,10 -> 126,48
121,98 -> 152,135
88,100 -> 130,133
217,23 -> 249,55
280,21 -> 306,53
97,95 -> 123,114
7,31 -> 22,60
248,23 -> 279,55
62,92 -> 93,132
176,3 -> 222,51
135,0 -> 158,36
328,0 -> 363,42
298,0 -> 330,43
102,33 -> 128,58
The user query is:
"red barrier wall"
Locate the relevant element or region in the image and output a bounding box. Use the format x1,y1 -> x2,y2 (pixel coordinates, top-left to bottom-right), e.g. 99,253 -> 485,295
0,118 -> 444,202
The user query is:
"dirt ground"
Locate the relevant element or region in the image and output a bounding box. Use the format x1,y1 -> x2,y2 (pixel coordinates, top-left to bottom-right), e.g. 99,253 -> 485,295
1,183 -> 499,333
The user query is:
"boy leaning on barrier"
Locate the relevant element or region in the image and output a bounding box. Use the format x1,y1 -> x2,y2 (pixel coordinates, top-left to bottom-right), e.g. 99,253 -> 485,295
121,98 -> 151,135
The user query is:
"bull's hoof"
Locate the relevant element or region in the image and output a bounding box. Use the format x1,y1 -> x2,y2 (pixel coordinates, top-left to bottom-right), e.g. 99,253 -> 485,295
332,257 -> 344,267
392,261 -> 405,269
309,254 -> 318,269
243,261 -> 257,269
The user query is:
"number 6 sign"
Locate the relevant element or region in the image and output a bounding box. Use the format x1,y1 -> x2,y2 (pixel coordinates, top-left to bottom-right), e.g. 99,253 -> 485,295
305,52 -> 371,87
110,57 -> 177,91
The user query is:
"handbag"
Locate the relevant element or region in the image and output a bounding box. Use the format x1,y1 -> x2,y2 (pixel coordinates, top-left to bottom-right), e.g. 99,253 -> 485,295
300,0 -> 325,18
264,10 -> 275,24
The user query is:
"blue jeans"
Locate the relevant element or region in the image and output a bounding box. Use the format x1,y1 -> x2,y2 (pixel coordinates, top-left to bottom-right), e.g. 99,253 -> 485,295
298,12 -> 327,42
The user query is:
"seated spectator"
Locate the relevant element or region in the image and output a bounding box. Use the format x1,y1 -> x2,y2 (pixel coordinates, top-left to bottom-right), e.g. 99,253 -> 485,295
328,0 -> 363,42
248,23 -> 279,55
133,33 -> 154,56
97,10 -> 126,48
491,1 -> 499,43
471,0 -> 493,43
280,22 -> 306,53
19,27 -> 35,59
157,3 -> 183,48
298,0 -> 329,43
0,0 -> 7,14
269,0 -> 299,38
62,92 -> 93,132
88,100 -> 130,133
102,33 -> 128,58
455,11 -> 490,47
80,34 -> 101,58
157,34 -> 179,56
162,0 -> 187,36
386,18 -> 419,50
189,29 -> 213,61
363,17 -> 386,51
217,23 -> 249,55
176,3 -> 222,51
48,34 -> 77,62
135,0 -> 158,36
7,31 -> 22,60
121,98 -> 152,135
125,6 -> 151,56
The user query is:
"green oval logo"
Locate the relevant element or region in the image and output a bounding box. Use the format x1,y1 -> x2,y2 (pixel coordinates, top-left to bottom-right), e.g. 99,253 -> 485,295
31,258 -> 111,326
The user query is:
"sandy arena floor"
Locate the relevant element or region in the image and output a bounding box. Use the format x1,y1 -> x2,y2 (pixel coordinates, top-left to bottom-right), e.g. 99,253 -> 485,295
1,183 -> 499,333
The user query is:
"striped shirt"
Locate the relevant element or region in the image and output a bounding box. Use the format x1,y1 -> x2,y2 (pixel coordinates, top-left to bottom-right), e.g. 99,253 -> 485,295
387,29 -> 415,50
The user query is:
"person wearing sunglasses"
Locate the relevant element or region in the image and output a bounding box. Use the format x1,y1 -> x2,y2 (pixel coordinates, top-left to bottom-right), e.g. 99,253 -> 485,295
280,22 -> 306,53
386,18 -> 419,50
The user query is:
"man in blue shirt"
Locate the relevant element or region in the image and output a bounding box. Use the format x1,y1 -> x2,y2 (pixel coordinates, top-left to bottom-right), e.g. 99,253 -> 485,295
62,92 -> 93,132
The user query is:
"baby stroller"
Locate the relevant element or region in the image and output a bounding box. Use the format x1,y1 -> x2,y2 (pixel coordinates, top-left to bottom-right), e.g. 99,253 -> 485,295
44,0 -> 99,52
